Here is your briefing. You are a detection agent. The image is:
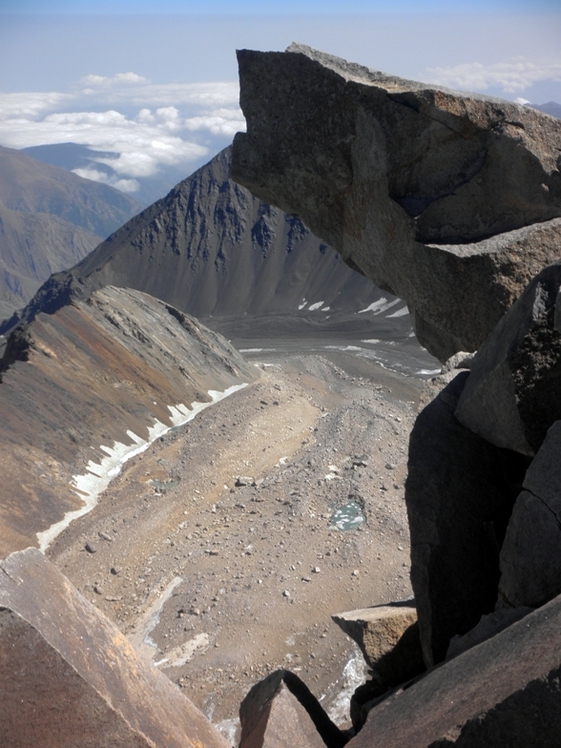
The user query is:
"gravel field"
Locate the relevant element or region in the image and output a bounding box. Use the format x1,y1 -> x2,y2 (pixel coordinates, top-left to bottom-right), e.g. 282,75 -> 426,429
47,344 -> 427,741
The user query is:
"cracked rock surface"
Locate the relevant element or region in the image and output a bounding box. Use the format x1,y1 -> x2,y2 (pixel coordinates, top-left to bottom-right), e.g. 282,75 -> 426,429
232,43 -> 561,361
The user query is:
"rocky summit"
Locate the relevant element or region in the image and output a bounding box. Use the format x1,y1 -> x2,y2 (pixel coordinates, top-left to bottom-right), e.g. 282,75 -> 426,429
232,43 -> 561,362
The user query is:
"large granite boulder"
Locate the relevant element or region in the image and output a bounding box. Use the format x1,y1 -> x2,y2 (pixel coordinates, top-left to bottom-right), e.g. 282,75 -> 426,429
455,261 -> 561,456
232,43 -> 561,361
345,591 -> 561,747
406,372 -> 529,666
0,548 -> 229,748
498,420 -> 561,608
239,669 -> 348,748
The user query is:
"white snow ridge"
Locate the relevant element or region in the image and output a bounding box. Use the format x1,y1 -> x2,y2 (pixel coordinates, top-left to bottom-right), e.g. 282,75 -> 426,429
36,384 -> 247,552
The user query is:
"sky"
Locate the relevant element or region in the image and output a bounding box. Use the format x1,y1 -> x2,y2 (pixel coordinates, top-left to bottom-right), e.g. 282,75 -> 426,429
0,0 -> 560,196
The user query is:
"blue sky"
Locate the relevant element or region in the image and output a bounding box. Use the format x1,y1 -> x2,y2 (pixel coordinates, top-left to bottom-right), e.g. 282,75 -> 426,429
0,0 -> 559,194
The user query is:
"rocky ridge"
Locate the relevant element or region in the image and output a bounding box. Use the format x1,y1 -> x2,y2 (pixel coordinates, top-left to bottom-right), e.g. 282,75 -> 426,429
1,146 -> 385,339
0,285 -> 254,556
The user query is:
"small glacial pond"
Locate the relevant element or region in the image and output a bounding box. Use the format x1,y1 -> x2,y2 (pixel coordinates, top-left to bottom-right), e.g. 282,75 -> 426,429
148,477 -> 181,490
329,501 -> 365,531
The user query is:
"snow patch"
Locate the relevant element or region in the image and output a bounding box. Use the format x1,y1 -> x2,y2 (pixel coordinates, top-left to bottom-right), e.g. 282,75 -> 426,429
358,297 -> 401,315
36,383 -> 248,551
157,633 -> 210,668
308,300 -> 325,311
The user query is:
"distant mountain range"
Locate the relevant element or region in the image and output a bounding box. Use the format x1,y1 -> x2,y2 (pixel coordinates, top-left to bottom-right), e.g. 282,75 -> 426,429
0,145 -> 144,321
532,102 -> 561,119
3,146 -> 391,340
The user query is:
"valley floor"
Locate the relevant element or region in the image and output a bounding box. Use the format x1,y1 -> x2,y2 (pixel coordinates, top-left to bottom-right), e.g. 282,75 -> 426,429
47,346 -> 424,742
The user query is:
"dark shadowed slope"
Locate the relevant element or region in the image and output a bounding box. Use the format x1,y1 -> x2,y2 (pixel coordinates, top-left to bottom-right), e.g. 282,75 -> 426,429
0,145 -> 144,320
2,147 -> 387,337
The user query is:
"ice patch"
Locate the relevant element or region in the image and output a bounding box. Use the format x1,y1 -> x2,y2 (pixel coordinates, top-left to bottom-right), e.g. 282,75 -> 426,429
387,306 -> 409,318
417,368 -> 442,376
36,383 -> 248,551
308,301 -> 325,311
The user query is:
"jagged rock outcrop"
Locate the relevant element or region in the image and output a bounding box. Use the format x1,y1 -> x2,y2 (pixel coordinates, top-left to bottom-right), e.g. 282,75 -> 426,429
232,43 -> 561,361
0,548 -> 229,748
239,669 -> 348,748
498,420 -> 561,608
344,591 -> 561,747
1,146 -> 386,338
0,286 -> 254,556
455,261 -> 561,456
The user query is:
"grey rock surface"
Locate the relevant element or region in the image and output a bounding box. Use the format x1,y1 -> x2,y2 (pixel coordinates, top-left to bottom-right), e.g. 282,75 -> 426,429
0,548 -> 229,748
498,420 -> 561,608
455,260 -> 561,456
345,591 -> 561,747
405,371 -> 529,665
239,669 -> 348,748
232,43 -> 561,360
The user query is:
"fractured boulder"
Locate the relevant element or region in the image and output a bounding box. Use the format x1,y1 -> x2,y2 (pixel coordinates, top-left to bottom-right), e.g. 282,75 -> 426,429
455,260 -> 561,456
498,420 -> 561,608
232,43 -> 561,361
331,601 -> 423,686
0,548 -> 229,748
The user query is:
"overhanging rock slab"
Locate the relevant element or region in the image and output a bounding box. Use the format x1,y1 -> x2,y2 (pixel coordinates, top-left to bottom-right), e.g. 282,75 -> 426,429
232,43 -> 561,361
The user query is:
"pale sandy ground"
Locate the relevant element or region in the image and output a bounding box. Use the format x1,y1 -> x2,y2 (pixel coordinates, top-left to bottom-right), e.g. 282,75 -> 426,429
47,348 -> 424,743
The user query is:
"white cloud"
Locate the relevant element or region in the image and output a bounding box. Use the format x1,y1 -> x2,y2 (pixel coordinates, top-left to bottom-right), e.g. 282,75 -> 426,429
425,58 -> 561,95
0,73 -> 245,190
0,91 -> 71,119
185,107 -> 247,137
72,167 -> 140,193
80,72 -> 149,87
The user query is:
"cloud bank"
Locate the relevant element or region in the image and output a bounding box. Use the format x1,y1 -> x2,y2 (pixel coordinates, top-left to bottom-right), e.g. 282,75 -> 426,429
425,57 -> 561,94
0,72 -> 245,193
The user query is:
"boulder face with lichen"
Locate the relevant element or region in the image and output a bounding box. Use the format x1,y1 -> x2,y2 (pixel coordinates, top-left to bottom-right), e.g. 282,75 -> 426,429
232,43 -> 561,361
